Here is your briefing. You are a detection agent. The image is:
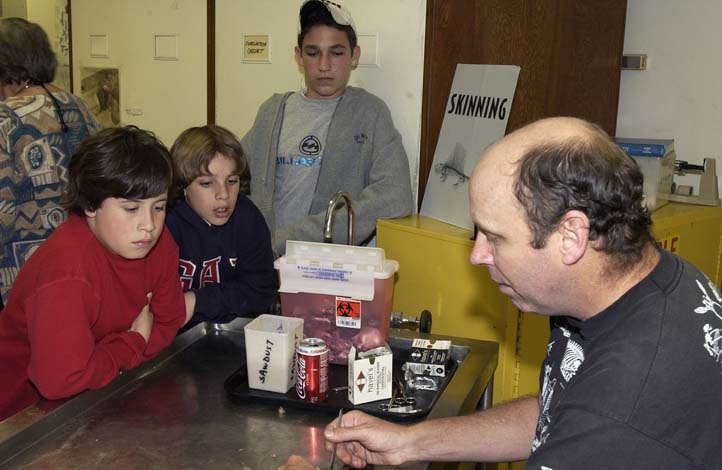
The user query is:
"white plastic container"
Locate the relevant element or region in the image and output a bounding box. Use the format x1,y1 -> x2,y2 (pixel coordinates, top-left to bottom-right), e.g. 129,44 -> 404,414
633,151 -> 675,211
276,241 -> 399,365
244,314 -> 304,393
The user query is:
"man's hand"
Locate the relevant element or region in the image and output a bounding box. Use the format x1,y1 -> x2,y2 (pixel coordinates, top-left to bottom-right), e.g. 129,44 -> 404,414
129,294 -> 154,343
323,410 -> 412,468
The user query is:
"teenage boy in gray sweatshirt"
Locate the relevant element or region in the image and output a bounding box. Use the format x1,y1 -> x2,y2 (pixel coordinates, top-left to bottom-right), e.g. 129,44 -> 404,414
242,0 -> 414,256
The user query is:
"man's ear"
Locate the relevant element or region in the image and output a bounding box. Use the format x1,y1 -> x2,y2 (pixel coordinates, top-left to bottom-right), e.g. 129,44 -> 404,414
84,207 -> 97,218
351,46 -> 361,67
557,210 -> 590,266
294,46 -> 303,67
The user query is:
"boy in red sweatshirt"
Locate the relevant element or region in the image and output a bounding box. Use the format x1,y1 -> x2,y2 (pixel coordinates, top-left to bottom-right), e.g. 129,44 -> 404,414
0,126 -> 186,421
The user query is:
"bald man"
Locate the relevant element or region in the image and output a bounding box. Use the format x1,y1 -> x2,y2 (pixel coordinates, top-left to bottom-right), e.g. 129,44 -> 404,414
281,117 -> 722,470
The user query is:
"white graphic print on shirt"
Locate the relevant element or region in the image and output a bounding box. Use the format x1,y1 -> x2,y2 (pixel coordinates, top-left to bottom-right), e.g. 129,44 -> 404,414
532,364 -> 556,452
557,327 -> 585,382
532,326 -> 586,452
560,338 -> 584,382
694,278 -> 722,367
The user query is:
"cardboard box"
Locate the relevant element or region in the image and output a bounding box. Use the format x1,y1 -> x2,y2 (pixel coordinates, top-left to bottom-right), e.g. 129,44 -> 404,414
347,345 -> 393,405
406,339 -> 451,377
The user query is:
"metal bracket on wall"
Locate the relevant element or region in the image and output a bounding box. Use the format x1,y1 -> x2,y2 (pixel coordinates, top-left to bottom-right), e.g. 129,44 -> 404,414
622,54 -> 647,70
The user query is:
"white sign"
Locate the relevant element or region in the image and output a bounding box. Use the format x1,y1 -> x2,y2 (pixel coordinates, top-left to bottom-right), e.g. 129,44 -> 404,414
420,64 -> 520,229
277,259 -> 375,301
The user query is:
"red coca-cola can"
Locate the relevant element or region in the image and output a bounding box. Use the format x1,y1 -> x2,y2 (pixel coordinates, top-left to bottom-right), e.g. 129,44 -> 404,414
296,338 -> 329,403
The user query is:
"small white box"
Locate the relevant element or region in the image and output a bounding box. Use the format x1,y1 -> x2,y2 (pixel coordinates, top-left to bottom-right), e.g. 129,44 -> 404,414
244,314 -> 303,393
406,339 -> 451,377
348,344 -> 393,405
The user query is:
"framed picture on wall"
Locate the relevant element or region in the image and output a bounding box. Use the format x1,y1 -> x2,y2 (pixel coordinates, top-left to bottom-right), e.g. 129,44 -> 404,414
79,66 -> 121,128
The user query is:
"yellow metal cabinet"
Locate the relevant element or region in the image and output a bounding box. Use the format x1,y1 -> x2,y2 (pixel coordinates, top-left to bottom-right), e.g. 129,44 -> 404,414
377,204 -> 722,406
651,203 -> 722,285
377,216 -> 521,405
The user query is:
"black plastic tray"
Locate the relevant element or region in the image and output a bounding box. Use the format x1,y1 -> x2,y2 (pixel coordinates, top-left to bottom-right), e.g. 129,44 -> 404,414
224,348 -> 457,422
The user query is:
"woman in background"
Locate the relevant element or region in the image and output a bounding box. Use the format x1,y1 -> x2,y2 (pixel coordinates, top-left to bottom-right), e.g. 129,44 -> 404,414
0,17 -> 101,306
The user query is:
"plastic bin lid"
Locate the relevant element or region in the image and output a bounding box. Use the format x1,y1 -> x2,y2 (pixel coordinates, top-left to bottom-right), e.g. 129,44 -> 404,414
284,240 -> 386,272
276,241 -> 398,300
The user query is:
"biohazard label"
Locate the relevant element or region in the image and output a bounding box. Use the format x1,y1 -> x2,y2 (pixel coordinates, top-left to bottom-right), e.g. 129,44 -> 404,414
335,296 -> 361,329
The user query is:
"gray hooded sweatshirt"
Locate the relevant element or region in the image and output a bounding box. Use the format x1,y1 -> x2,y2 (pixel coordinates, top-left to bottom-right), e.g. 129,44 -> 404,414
241,86 -> 414,254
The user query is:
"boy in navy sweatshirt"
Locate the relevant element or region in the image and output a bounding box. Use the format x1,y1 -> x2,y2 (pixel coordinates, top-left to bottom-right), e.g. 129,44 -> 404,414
166,125 -> 277,327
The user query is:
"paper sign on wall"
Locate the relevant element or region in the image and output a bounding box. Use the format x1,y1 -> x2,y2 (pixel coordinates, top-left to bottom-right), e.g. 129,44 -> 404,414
243,34 -> 271,63
420,64 -> 520,230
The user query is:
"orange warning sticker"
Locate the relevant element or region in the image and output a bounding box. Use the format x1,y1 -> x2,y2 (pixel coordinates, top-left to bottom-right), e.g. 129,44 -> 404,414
335,297 -> 361,329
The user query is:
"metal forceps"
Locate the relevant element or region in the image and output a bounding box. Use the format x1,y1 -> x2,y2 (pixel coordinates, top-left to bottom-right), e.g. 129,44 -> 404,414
327,408 -> 343,470
378,376 -> 416,412
393,375 -> 416,407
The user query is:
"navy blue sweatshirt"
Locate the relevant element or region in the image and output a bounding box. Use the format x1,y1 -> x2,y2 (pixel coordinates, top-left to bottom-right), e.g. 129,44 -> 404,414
166,195 -> 277,325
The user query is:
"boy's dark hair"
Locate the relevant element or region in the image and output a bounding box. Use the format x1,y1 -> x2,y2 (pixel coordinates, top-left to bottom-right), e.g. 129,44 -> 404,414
63,126 -> 173,216
170,124 -> 250,198
0,17 -> 56,85
298,1 -> 357,49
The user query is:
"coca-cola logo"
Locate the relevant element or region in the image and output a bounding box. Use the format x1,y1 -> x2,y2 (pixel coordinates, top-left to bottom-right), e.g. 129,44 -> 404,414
296,355 -> 306,399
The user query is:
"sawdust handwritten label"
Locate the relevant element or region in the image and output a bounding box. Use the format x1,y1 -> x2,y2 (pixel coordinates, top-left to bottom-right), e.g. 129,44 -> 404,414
258,338 -> 274,383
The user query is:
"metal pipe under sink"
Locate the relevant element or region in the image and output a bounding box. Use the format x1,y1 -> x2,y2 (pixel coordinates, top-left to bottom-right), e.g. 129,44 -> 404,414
323,191 -> 355,245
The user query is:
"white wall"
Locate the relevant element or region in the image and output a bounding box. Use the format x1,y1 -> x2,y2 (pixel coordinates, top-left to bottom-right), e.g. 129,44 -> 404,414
69,0 -> 424,197
1,0 -> 27,17
618,1 -> 722,194
26,0 -> 71,91
71,0 -> 206,147
216,0 -> 426,204
26,0 -> 54,42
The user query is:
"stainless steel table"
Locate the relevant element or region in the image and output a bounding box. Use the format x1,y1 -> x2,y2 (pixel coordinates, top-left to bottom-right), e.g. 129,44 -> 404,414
0,319 -> 497,469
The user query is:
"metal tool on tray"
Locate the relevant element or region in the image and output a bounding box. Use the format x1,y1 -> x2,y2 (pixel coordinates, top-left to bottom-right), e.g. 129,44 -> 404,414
323,191 -> 355,245
328,408 -> 343,470
378,376 -> 416,412
378,387 -> 397,412
393,375 -> 416,407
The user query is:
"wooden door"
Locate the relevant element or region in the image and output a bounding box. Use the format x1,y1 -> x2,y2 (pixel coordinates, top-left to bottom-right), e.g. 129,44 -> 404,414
419,0 -> 628,208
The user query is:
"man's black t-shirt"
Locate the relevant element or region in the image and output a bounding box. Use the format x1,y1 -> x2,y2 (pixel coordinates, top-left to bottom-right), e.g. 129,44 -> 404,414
527,249 -> 722,470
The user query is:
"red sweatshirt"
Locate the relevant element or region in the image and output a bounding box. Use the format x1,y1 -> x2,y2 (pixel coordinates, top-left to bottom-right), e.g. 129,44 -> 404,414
0,214 -> 185,421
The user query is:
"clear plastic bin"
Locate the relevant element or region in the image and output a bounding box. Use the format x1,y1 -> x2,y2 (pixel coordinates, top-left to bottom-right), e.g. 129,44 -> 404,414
276,241 -> 398,364
632,151 -> 675,211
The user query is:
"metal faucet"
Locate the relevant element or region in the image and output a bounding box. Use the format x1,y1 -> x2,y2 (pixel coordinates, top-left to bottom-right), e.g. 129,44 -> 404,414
323,191 -> 354,245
